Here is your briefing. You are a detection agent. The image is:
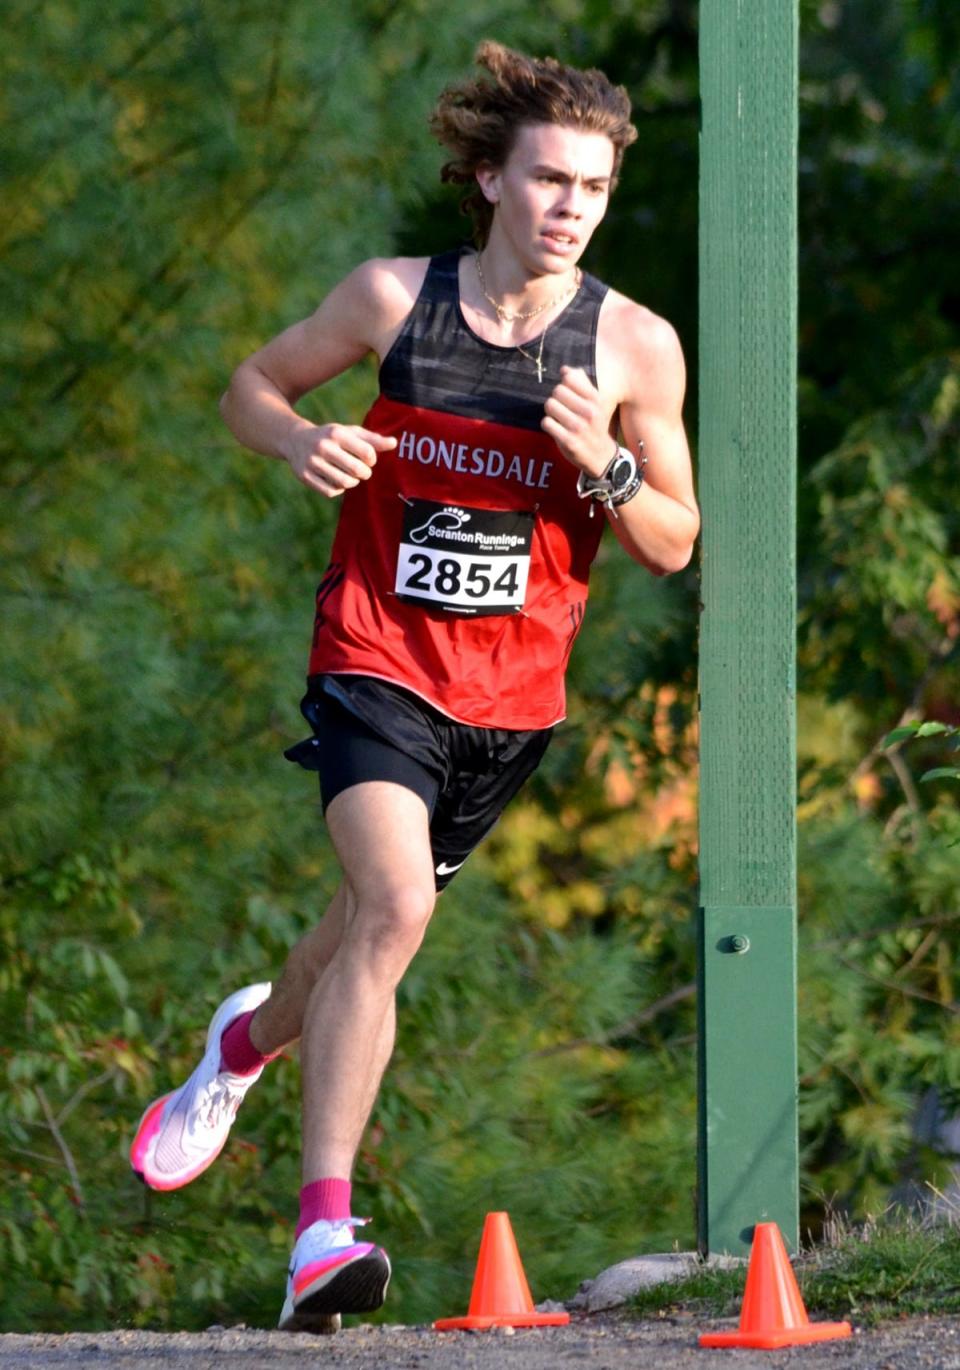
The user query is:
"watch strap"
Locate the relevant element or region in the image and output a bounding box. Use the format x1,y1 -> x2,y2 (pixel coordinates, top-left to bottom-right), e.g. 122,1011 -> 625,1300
577,441 -> 647,511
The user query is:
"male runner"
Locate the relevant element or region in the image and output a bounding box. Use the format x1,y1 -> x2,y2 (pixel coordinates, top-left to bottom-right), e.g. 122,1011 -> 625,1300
129,41 -> 699,1332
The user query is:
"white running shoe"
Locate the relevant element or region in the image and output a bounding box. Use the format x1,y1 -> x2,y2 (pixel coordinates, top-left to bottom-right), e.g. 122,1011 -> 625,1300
130,983 -> 272,1191
278,1218 -> 391,1332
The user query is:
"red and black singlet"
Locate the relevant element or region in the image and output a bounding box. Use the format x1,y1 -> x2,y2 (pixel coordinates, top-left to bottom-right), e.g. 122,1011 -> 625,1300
308,247 -> 609,729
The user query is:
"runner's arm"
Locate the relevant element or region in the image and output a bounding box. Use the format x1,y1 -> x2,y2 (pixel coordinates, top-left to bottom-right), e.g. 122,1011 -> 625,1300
542,305 -> 699,575
607,313 -> 699,574
219,259 -> 420,497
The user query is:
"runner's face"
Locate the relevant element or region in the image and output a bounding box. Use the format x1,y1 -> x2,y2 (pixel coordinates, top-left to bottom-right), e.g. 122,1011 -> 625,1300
480,123 -> 616,274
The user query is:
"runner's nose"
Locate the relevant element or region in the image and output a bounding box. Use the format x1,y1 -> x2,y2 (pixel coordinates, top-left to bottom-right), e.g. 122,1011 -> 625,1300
555,183 -> 584,218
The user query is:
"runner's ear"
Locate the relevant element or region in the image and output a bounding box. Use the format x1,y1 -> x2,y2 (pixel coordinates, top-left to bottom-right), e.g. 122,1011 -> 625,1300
475,163 -> 501,204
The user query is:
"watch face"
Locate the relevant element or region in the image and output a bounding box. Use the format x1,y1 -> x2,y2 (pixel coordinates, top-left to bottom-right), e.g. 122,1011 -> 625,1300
610,451 -> 635,490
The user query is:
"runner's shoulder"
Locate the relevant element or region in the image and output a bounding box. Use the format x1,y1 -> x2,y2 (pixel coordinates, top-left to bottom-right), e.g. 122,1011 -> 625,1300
344,256 -> 431,330
598,287 -> 686,400
599,287 -> 683,364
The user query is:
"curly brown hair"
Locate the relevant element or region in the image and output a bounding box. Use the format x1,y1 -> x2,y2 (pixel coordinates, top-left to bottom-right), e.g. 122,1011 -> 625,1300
430,41 -> 637,245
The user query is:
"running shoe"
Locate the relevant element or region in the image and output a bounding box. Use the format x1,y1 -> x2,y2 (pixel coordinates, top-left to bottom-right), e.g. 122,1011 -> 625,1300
278,1218 -> 391,1332
130,982 -> 272,1191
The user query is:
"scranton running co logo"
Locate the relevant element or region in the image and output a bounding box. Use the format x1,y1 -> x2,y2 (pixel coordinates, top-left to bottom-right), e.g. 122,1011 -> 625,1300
405,503 -> 529,553
409,507 -> 471,544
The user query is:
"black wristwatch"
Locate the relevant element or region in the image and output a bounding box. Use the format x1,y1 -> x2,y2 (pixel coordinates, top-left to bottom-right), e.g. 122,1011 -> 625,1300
576,441 -> 647,515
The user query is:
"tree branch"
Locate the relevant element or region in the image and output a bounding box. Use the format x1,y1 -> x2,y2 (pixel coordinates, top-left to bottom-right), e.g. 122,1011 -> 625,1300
846,632 -> 960,822
835,955 -> 960,1016
55,1068 -> 118,1128
532,982 -> 695,1059
811,910 -> 958,953
35,1085 -> 85,1210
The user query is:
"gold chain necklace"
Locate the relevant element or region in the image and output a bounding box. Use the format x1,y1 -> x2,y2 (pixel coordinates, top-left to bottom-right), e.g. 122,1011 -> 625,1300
474,253 -> 581,383
475,252 -> 581,323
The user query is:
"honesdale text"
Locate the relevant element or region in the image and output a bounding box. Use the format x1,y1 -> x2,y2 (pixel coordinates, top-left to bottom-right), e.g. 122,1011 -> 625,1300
395,431 -> 554,490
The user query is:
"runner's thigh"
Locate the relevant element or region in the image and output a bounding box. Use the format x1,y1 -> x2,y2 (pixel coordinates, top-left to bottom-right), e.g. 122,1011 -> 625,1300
326,780 -> 437,911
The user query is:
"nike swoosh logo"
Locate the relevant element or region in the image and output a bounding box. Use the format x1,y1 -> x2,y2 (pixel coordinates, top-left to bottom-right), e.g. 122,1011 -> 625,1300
435,859 -> 466,876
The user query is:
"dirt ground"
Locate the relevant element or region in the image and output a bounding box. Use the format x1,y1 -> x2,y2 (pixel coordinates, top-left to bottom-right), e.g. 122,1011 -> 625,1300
2,1311 -> 960,1370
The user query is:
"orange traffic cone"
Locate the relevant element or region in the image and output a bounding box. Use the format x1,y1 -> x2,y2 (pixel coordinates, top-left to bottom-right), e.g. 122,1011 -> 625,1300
699,1221 -> 852,1349
434,1211 -> 570,1331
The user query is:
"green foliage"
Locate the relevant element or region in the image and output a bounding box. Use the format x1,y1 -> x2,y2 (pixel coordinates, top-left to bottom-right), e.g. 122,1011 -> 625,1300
793,339 -> 960,1227
629,1260 -> 745,1321
885,719 -> 960,785
800,354 -> 960,713
629,1215 -> 960,1327
803,1218 -> 960,1324
797,2 -> 960,463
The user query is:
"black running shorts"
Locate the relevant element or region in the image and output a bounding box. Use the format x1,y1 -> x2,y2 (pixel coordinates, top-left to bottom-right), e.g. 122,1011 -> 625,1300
284,674 -> 552,891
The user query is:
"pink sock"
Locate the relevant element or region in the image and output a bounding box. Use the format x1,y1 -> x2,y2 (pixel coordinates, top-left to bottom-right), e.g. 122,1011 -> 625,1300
219,1009 -> 279,1076
297,1179 -> 352,1237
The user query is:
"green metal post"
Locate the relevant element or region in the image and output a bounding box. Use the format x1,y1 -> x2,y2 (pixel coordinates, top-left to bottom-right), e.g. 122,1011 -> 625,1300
697,1 -> 800,1255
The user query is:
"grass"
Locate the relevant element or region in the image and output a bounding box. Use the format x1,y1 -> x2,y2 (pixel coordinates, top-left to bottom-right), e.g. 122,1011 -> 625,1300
629,1209 -> 960,1328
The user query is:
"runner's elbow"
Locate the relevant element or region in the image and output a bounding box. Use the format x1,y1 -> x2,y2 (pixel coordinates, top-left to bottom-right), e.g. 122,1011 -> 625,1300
644,539 -> 696,576
663,542 -> 696,575
219,367 -> 248,422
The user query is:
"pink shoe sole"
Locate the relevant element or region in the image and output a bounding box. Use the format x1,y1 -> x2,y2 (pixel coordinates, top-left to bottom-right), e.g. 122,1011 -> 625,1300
130,1093 -> 171,1179
130,1090 -> 227,1191
293,1244 -> 377,1298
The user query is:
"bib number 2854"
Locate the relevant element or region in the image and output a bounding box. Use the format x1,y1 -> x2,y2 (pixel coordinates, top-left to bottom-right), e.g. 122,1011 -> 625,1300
395,500 -> 534,617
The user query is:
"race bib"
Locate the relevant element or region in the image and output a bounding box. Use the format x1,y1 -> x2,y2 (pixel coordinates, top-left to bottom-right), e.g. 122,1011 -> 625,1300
395,499 -> 534,616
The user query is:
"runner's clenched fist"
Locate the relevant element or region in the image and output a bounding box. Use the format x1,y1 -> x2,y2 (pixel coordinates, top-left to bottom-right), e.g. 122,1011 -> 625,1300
285,423 -> 397,498
541,365 -> 616,479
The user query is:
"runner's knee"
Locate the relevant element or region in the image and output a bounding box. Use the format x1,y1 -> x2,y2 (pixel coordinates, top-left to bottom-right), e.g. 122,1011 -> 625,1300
347,882 -> 435,970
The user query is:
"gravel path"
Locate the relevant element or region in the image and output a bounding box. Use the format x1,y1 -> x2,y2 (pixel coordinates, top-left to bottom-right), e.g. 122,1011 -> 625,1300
2,1312 -> 960,1370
